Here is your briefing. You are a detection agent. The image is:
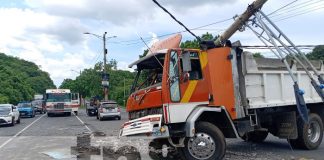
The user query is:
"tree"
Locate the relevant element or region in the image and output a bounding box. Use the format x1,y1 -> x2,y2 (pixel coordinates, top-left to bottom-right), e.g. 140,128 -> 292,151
59,60 -> 135,106
253,52 -> 264,58
307,45 -> 324,60
0,53 -> 55,104
180,32 -> 216,49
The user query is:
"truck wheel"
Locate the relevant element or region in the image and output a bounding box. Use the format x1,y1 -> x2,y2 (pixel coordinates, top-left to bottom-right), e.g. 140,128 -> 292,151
149,139 -> 181,160
180,121 -> 225,160
74,111 -> 78,116
288,113 -> 323,150
241,131 -> 268,143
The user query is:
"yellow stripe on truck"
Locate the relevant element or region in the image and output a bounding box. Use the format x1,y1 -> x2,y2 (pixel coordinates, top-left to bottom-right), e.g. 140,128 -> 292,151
200,51 -> 208,68
181,80 -> 198,103
180,51 -> 208,103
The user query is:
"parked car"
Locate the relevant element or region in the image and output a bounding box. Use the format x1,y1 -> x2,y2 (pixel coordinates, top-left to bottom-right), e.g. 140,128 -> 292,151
97,101 -> 121,121
0,104 -> 20,126
31,100 -> 45,114
86,102 -> 98,116
17,102 -> 35,118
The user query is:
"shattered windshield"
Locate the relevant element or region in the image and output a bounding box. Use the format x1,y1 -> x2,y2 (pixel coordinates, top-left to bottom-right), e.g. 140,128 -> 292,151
131,54 -> 164,92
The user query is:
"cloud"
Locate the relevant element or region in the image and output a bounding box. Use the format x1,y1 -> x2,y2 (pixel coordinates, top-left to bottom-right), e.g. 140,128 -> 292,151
26,17 -> 88,45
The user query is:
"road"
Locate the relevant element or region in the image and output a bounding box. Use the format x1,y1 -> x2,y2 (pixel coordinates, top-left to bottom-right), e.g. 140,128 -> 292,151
0,109 -> 323,160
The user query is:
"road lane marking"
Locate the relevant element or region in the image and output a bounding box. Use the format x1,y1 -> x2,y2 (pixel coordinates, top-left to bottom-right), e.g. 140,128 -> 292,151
0,114 -> 46,149
74,114 -> 92,133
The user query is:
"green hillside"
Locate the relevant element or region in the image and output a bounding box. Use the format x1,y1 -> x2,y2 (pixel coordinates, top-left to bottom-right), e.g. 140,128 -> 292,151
0,53 -> 56,104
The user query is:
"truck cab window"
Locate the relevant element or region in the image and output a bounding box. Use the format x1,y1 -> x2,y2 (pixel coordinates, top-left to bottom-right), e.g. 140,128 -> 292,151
181,52 -> 203,80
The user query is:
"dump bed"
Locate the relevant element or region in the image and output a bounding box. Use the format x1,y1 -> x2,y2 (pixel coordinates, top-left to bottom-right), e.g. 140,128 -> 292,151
240,52 -> 324,109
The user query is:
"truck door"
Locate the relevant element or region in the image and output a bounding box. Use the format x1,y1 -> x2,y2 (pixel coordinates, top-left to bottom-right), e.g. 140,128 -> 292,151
167,49 -> 209,103
165,49 -> 209,123
71,93 -> 80,106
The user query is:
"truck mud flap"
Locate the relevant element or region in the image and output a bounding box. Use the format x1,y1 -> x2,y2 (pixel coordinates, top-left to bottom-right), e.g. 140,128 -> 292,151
294,83 -> 309,123
271,111 -> 298,139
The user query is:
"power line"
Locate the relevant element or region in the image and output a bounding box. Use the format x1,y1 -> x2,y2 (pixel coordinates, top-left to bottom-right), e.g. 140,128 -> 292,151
111,17 -> 232,45
269,0 -> 323,19
267,0 -> 299,16
274,5 -> 324,22
107,1 -> 323,47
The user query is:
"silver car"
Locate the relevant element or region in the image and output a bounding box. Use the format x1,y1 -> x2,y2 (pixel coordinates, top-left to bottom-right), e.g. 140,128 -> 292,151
97,101 -> 121,121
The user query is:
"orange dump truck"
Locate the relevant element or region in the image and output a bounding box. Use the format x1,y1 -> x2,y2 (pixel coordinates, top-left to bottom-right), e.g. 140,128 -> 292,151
119,0 -> 324,159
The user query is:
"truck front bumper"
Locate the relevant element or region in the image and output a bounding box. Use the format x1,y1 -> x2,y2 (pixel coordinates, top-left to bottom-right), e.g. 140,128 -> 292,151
119,114 -> 169,138
47,108 -> 72,114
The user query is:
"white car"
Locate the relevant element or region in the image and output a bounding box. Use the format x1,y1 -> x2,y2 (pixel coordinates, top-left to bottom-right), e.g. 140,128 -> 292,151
0,104 -> 20,126
97,101 -> 121,121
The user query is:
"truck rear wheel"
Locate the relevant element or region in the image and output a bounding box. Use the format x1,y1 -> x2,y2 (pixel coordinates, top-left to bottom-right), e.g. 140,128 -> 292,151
288,113 -> 323,150
180,121 -> 225,160
241,131 -> 268,143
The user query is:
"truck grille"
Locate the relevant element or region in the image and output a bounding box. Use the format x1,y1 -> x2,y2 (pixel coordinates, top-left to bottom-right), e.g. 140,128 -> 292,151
54,103 -> 64,109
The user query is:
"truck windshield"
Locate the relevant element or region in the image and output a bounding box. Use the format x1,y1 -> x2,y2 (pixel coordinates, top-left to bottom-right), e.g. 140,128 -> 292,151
32,100 -> 43,106
132,68 -> 163,91
46,93 -> 71,102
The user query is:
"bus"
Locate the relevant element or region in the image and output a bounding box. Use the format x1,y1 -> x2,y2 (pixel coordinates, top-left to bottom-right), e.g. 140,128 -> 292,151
45,89 -> 80,116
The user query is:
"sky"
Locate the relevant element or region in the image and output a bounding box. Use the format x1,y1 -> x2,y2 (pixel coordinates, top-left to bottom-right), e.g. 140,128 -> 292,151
0,0 -> 324,87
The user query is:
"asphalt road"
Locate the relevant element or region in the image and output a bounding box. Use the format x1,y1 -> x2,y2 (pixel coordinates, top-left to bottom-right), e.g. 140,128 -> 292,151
0,109 -> 323,160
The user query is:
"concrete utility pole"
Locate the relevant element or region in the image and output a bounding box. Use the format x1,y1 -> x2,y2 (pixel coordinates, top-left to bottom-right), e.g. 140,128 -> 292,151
83,32 -> 117,101
214,0 -> 267,46
103,32 -> 108,101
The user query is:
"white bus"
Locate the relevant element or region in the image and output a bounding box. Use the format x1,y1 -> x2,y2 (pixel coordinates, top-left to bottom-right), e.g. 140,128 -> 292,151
45,89 -> 80,116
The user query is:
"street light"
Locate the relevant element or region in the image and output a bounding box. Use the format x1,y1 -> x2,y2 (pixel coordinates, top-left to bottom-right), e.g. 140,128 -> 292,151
84,32 -> 117,101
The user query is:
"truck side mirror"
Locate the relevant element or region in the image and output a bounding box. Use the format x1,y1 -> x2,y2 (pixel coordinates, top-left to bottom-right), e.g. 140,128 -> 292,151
182,51 -> 192,72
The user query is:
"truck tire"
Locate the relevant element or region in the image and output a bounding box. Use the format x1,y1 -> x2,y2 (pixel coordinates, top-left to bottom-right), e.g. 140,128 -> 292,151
241,131 -> 268,143
288,113 -> 323,150
149,139 -> 181,160
180,121 -> 225,160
